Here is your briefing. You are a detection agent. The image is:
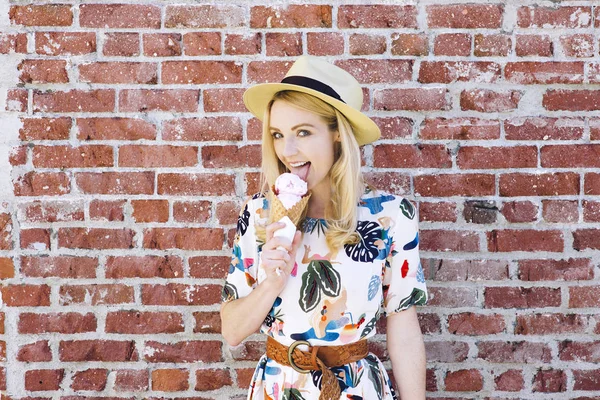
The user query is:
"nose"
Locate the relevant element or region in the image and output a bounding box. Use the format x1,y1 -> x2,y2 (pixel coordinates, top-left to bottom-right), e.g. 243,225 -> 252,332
281,136 -> 298,158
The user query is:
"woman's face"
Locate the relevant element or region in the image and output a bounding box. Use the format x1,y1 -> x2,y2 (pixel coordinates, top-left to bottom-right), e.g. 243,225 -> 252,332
269,99 -> 339,193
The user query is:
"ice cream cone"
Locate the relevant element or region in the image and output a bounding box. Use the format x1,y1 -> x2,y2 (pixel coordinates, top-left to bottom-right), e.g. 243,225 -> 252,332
270,186 -> 311,226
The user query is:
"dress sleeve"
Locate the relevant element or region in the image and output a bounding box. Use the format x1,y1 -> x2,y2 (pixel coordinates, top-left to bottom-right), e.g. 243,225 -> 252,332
221,197 -> 260,303
382,198 -> 428,315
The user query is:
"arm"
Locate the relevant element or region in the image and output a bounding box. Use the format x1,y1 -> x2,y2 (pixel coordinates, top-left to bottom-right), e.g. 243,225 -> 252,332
387,306 -> 426,400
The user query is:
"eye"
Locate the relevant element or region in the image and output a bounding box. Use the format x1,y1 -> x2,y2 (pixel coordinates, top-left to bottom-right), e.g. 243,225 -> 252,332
271,132 -> 283,139
298,129 -> 311,137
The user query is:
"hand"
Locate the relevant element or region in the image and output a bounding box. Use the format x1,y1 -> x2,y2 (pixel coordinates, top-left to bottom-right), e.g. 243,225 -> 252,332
260,221 -> 302,290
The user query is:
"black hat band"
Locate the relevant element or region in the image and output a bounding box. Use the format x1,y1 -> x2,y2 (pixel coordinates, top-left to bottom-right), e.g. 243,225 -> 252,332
281,75 -> 346,104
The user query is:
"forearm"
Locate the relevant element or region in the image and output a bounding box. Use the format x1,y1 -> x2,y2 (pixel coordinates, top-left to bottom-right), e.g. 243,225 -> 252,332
220,281 -> 282,346
387,308 -> 427,400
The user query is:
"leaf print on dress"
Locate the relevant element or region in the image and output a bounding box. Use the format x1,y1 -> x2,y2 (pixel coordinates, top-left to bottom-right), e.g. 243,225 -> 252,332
221,281 -> 238,302
264,297 -> 285,337
359,194 -> 395,214
299,259 -> 341,313
237,202 -> 251,235
344,220 -> 382,263
400,198 -> 416,220
368,275 -> 380,301
395,288 -> 428,312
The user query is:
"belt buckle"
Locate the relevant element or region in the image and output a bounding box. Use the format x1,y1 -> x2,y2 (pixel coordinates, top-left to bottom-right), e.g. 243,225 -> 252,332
287,340 -> 311,373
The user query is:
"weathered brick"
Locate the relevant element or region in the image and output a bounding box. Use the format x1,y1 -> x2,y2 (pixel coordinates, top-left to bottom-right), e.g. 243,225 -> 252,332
544,90 -> 600,111
131,200 -> 169,223
251,5 -> 332,28
195,368 -> 232,391
569,285 -> 600,307
76,172 -> 154,195
193,311 -> 221,334
374,144 -> 451,169
60,284 -> 134,305
119,145 -> 198,168
33,89 -> 114,112
78,118 -> 156,141
457,146 -> 536,169
59,340 -> 138,362
573,369 -> 600,390
17,340 -> 52,362
559,341 -> 600,362
374,88 -> 450,111
173,200 -> 211,223
518,6 -> 592,28
225,33 -> 261,55
307,32 -> 344,56
532,369 -> 567,393
71,369 -> 107,391
1,285 -> 50,306
106,256 -> 183,279
542,199 -> 578,223
445,369 -> 483,392
20,228 -> 50,251
0,33 -> 27,54
203,88 -> 247,112
166,5 -> 246,28
518,258 -> 593,281
151,369 -> 188,391
79,62 -> 157,84
142,283 -> 221,306
415,174 -> 495,197
14,171 -> 70,196
474,34 -> 511,57
429,259 -> 508,282
157,173 -> 235,196
505,62 -> 584,84
89,199 -> 125,222
460,89 -> 522,112
33,145 -> 113,168
447,313 -> 506,335
516,314 -> 587,335
35,32 -> 96,55
477,341 -> 552,363
420,230 -> 480,253
391,33 -> 428,56
560,34 -> 594,58
143,228 -> 223,250
119,89 -> 199,112
18,312 -> 96,334
434,33 -> 471,56
427,4 -> 503,28
420,118 -> 500,140
19,59 -> 68,83
103,32 -> 139,57
338,5 -> 417,28
80,4 -> 160,28
505,117 -> 584,140
183,32 -> 221,56
20,117 -> 71,141
58,228 -> 135,249
106,311 -> 183,334
10,5 -> 73,26
583,200 -> 600,222
143,340 -> 222,363
21,256 -> 96,278
419,202 -> 457,223
25,369 -> 64,391
499,172 -> 580,196
516,34 -> 553,57
114,369 -> 149,391
485,287 -> 561,308
266,32 -> 302,56
494,370 -> 524,392
349,34 -> 386,55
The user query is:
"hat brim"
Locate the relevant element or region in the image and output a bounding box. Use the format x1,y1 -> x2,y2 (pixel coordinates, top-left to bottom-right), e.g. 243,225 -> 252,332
243,83 -> 381,146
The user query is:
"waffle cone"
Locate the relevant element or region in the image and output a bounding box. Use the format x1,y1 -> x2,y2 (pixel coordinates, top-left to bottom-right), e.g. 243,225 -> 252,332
270,186 -> 312,226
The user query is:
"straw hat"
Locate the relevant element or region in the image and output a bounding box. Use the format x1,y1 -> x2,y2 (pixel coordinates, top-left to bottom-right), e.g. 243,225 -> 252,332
243,56 -> 381,146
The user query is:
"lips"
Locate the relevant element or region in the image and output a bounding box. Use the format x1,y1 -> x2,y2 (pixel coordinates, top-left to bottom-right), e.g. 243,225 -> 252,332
290,162 -> 310,182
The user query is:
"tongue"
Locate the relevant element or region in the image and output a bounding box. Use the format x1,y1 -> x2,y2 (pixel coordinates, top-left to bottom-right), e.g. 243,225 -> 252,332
292,163 -> 310,182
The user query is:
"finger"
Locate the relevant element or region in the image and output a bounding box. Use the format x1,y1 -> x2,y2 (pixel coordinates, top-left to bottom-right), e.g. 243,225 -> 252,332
264,248 -> 290,262
264,236 -> 293,252
265,221 -> 286,242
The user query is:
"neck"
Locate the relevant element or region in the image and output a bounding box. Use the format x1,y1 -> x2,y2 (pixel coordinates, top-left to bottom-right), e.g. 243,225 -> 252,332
306,186 -> 331,219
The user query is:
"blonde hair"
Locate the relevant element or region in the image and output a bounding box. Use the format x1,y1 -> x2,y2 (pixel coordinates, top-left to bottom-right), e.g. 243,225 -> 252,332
256,91 -> 365,251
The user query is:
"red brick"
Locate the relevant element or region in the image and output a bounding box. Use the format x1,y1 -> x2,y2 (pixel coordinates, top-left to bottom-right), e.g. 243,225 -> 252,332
76,171 -> 154,194
516,34 -> 553,57
420,118 -> 500,140
474,34 -> 511,57
225,33 -> 261,55
20,117 -> 71,141
9,146 -> 27,166
79,62 -> 157,84
183,32 -> 221,56
203,89 -> 247,112
583,200 -> 600,222
143,228 -> 222,250
447,313 -> 505,335
89,199 -> 125,221
477,341 -> 552,363
590,66 -> 600,85
58,228 -> 134,249
266,32 -> 302,56
18,312 -> 96,334
80,4 -> 159,28
195,368 -> 232,391
33,145 -> 113,168
20,229 -> 50,251
374,88 -> 449,111
518,258 -> 593,281
18,59 -> 68,84
60,284 -> 134,306
114,369 -> 149,391
542,200 -> 578,223
25,369 -> 64,391
485,287 -> 561,308
499,172 -> 580,196
429,259 -> 508,282
0,33 -> 27,54
419,61 -> 500,84
5,88 -> 27,111
106,256 -> 183,279
245,172 -> 262,195
131,200 -> 169,223
559,341 -> 600,362
415,174 -> 495,197
78,118 -> 156,141
14,171 -> 70,196
158,173 -> 235,196
0,258 -> 14,279
119,89 -> 198,112
561,34 -> 594,58
10,5 -> 72,26
420,230 -> 480,253
216,201 -> 239,225
349,34 -> 386,55
103,32 -> 139,56
336,59 -> 412,84
251,5 -> 331,28
542,144 -> 600,167
142,283 -> 221,306
434,33 -> 471,56
189,256 -> 229,279
445,369 -> 483,392
59,340 -> 138,362
21,256 -> 96,278
143,33 -> 182,56
106,311 -> 183,334
152,369 -> 188,391
165,5 -> 245,28
457,146 -> 536,169
247,60 -> 294,83
544,90 -> 600,111
425,341 -> 470,362
516,314 -> 587,335
163,117 -> 242,142
419,202 -> 457,223
532,369 -> 567,393
71,369 -> 107,391
0,214 -> 12,251
370,117 -> 412,140
494,370 -> 524,392
193,311 -> 221,334
35,32 -> 96,55
585,173 -> 600,195
33,89 -> 114,112
392,34 -> 429,58
143,340 -> 222,363
460,89 -> 522,112
236,368 -> 254,389
518,6 -> 592,28
569,285 -> 600,308
488,229 -> 563,252
173,200 -> 211,223
0,313 -> 3,334
364,172 -> 410,196
1,285 -> 50,306
119,145 -> 197,167
17,340 -> 52,362
505,62 -> 584,84
307,32 -> 343,56
505,117 -> 584,140
427,4 -> 503,28
202,145 -> 262,169
373,144 -> 451,168
573,370 -> 600,390
338,5 -> 417,28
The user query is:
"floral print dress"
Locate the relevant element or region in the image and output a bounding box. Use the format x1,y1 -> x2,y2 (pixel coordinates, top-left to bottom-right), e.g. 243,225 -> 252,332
221,188 -> 428,400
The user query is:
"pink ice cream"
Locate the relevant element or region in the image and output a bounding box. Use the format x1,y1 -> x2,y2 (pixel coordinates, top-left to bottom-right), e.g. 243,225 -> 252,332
275,173 -> 308,209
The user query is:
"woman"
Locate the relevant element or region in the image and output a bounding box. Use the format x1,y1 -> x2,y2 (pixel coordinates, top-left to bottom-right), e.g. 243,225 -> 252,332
221,56 -> 428,400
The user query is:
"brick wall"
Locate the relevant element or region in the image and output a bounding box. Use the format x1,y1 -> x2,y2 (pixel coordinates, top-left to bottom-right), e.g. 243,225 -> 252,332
1,1 -> 599,399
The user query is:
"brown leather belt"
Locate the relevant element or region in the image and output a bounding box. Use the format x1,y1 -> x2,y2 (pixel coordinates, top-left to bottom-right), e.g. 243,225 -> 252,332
266,336 -> 369,400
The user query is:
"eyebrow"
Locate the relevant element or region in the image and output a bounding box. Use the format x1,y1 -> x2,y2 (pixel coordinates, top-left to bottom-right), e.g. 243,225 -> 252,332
269,123 -> 316,132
